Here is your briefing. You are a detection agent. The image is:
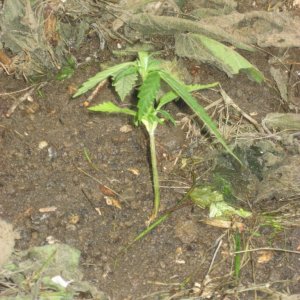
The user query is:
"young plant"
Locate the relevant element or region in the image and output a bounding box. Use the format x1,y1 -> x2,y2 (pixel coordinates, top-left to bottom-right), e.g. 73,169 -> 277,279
73,52 -> 238,220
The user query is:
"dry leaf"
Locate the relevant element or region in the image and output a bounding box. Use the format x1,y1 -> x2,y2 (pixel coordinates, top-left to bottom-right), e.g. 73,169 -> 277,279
105,196 -> 122,209
203,218 -> 245,232
257,250 -> 273,264
99,184 -> 117,197
67,84 -> 77,95
95,207 -> 102,215
39,206 -> 57,213
127,168 -> 140,176
0,50 -> 12,66
82,101 -> 90,108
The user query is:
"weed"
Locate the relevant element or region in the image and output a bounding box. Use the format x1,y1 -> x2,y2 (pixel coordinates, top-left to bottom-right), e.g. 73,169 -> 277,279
73,52 -> 239,221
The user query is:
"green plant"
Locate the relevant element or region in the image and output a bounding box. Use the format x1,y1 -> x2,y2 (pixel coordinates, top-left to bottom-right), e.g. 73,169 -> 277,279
73,52 -> 239,220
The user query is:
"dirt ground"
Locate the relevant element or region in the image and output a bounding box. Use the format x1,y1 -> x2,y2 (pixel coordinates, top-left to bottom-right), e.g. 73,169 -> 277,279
1,2 -> 300,300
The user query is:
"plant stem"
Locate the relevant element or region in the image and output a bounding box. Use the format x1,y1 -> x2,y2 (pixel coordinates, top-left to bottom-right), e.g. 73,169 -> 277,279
146,122 -> 160,220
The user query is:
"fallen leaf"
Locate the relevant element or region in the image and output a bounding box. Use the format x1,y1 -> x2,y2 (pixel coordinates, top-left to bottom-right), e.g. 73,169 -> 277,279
257,251 -> 273,264
127,168 -> 140,176
105,196 -> 122,209
67,84 -> 77,95
82,101 -> 90,107
99,184 -> 117,197
203,218 -> 245,232
39,206 -> 57,213
95,207 -> 102,215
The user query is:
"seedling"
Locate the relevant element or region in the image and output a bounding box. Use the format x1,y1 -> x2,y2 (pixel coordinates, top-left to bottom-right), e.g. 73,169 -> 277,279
73,52 -> 239,220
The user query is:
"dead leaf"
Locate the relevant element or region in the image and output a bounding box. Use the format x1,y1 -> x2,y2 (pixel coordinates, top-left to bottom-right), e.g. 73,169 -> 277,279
82,101 -> 90,108
99,184 -> 117,197
67,84 -> 77,95
39,206 -> 57,213
0,50 -> 12,66
95,207 -> 102,215
127,168 -> 140,176
44,7 -> 59,46
257,250 -> 273,264
203,218 -> 245,232
105,196 -> 122,209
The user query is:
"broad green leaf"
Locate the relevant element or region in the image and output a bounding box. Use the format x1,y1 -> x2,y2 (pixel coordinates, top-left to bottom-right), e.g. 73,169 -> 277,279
113,66 -> 138,101
175,33 -> 264,83
73,61 -> 136,97
88,101 -> 137,116
157,82 -> 219,110
137,71 -> 161,121
159,70 -> 240,162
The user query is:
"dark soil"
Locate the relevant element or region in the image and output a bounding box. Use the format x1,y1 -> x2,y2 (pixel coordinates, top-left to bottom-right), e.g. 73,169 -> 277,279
1,3 -> 300,300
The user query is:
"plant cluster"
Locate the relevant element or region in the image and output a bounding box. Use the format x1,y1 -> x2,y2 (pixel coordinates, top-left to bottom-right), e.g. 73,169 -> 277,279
73,52 -> 240,220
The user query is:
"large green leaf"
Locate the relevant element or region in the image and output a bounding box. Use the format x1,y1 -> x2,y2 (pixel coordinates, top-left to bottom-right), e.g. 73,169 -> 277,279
159,70 -> 240,162
113,66 -> 138,101
175,33 -> 264,83
137,71 -> 161,121
73,61 -> 136,97
157,82 -> 219,110
88,101 -> 137,116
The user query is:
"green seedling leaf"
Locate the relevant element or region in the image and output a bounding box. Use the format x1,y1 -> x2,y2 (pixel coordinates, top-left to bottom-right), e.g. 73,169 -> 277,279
137,71 -> 161,121
88,101 -> 137,116
113,66 -> 138,101
157,82 -> 219,110
176,33 -> 264,83
56,65 -> 75,81
56,56 -> 77,81
209,201 -> 251,218
190,186 -> 251,218
73,61 -> 136,97
159,71 -> 240,162
190,186 -> 223,209
138,51 -> 161,79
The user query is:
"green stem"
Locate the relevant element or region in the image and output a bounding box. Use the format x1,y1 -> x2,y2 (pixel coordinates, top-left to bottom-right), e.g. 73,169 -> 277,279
146,122 -> 160,219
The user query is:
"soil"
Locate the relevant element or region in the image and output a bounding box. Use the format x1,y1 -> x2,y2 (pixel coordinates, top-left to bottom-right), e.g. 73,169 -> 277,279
1,2 -> 300,300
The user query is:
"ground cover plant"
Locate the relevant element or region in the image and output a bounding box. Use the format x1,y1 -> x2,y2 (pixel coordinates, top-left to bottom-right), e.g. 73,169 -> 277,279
73,51 -> 240,220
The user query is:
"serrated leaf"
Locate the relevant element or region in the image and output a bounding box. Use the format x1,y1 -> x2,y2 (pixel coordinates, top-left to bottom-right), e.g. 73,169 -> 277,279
113,68 -> 138,101
157,82 -> 219,110
175,33 -> 264,83
137,71 -> 160,121
73,61 -> 136,98
138,52 -> 161,79
88,102 -> 137,116
159,71 -> 241,163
